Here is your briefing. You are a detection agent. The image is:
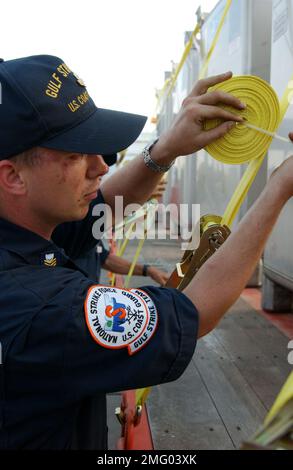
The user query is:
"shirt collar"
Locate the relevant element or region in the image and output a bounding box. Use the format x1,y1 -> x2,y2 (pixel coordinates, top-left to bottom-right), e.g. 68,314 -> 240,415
0,217 -> 70,267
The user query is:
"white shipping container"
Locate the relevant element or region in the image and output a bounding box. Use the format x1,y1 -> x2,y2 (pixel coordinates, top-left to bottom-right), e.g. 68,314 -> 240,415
158,0 -> 273,230
262,0 -> 293,309
195,0 -> 272,224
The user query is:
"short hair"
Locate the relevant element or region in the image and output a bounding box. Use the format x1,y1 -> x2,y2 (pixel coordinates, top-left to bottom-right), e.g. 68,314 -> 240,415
9,147 -> 43,167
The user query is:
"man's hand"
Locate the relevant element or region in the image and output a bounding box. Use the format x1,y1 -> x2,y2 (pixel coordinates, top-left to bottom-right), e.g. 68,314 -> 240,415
151,72 -> 246,165
101,72 -> 245,211
147,266 -> 169,286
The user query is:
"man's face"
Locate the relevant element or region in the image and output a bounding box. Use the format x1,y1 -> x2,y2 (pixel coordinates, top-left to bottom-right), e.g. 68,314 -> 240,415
22,149 -> 109,224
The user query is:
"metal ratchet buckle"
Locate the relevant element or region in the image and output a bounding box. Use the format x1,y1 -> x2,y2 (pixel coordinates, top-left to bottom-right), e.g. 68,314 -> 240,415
176,263 -> 185,278
166,215 -> 230,290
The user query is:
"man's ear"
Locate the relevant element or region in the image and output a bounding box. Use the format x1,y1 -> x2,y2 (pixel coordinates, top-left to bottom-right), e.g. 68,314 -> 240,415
0,160 -> 27,195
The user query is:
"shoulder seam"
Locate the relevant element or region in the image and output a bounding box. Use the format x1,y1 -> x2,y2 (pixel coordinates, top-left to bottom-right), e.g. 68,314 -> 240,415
8,269 -> 44,302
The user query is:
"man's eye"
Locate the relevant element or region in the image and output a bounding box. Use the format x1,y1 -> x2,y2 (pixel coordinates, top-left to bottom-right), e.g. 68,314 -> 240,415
69,154 -> 82,161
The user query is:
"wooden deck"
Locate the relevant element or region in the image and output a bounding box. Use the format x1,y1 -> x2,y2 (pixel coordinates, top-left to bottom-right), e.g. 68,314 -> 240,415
104,238 -> 292,450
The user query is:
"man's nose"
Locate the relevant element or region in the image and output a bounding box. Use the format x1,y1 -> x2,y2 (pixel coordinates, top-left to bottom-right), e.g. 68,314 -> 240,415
86,155 -> 109,178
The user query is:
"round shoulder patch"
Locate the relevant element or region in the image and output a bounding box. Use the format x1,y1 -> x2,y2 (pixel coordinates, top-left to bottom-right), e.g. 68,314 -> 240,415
84,286 -> 158,355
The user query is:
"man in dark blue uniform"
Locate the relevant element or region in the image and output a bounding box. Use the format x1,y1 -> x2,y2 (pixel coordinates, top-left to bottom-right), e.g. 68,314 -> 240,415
1,55 -> 292,450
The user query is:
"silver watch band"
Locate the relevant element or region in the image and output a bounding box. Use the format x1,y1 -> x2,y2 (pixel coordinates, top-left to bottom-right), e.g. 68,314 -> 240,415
142,139 -> 174,173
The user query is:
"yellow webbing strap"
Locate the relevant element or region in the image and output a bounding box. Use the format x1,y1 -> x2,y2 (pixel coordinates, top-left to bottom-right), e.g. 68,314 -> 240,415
135,5 -> 293,425
111,209 -> 146,287
154,21 -> 200,123
264,372 -> 293,426
111,222 -> 136,287
199,0 -> 232,80
203,75 -> 280,227
155,77 -> 172,117
135,386 -> 151,412
123,200 -> 158,289
114,199 -> 159,242
222,155 -> 266,228
204,76 -> 280,164
111,201 -> 158,286
166,23 -> 201,99
135,0 -> 233,412
117,222 -> 136,257
135,73 -> 293,411
204,75 -> 293,429
123,237 -> 147,289
135,76 -> 293,418
203,74 -> 292,228
135,72 -> 293,413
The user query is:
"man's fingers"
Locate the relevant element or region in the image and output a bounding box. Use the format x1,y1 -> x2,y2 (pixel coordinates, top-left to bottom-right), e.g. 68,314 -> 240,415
191,71 -> 233,97
197,90 -> 246,110
199,105 -> 244,122
198,121 -> 235,148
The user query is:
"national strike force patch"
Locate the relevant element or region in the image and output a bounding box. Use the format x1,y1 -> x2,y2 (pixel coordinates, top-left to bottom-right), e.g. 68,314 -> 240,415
84,286 -> 158,355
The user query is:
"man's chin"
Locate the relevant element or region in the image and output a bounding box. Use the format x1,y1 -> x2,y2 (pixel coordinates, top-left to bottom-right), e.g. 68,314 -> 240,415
61,205 -> 91,223
77,204 -> 91,220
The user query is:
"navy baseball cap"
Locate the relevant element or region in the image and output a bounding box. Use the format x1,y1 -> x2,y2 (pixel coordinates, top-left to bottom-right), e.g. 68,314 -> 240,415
0,55 -> 147,161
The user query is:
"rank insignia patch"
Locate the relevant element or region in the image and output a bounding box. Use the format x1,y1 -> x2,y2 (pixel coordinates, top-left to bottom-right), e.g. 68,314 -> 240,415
40,252 -> 57,267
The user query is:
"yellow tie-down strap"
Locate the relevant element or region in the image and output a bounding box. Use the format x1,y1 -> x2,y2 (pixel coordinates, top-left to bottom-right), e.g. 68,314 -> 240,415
199,0 -> 232,80
124,200 -> 158,289
206,74 -> 293,228
265,371 -> 293,426
111,199 -> 158,287
154,21 -> 201,124
135,73 -> 293,412
134,0 -> 292,414
134,0 -> 233,414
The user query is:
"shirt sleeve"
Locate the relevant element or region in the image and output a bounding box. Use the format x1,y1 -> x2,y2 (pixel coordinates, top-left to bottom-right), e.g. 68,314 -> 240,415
99,242 -> 110,265
51,190 -> 107,258
63,282 -> 199,401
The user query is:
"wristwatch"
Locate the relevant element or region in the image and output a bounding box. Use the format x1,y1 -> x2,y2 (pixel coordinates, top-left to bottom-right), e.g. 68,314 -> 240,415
142,139 -> 174,173
142,264 -> 149,277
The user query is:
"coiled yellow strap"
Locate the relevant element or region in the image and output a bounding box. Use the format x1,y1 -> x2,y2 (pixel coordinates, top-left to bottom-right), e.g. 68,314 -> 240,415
204,75 -> 280,165
202,74 -> 291,228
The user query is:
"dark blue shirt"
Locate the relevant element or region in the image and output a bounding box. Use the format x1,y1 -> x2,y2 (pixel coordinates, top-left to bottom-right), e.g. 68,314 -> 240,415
0,193 -> 199,450
71,242 -> 109,283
